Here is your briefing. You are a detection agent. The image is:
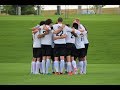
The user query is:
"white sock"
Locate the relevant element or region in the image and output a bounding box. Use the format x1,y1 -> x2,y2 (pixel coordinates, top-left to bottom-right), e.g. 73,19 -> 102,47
72,60 -> 77,69
35,61 -> 40,74
54,61 -> 59,72
52,61 -> 54,72
46,59 -> 50,74
40,62 -> 42,73
42,60 -> 45,74
79,61 -> 84,74
67,62 -> 72,72
31,61 -> 36,74
60,60 -> 65,73
83,60 -> 87,74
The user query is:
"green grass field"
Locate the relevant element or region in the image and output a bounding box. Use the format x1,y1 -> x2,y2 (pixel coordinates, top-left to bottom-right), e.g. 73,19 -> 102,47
0,14 -> 120,85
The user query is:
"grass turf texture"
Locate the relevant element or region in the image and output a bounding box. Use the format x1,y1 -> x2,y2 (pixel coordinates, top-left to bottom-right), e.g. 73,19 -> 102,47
0,14 -> 120,84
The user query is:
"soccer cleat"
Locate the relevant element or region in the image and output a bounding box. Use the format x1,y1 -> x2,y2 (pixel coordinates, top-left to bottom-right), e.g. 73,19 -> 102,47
52,72 -> 55,74
60,72 -> 63,75
79,72 -> 83,75
35,72 -> 40,74
64,71 -> 68,74
46,73 -> 52,75
73,68 -> 78,74
40,72 -> 43,74
68,72 -> 73,76
83,72 -> 86,74
42,73 -> 46,75
55,72 -> 60,75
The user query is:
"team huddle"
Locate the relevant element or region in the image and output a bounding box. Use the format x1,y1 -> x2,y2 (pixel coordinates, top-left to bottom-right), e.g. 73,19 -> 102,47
31,17 -> 89,75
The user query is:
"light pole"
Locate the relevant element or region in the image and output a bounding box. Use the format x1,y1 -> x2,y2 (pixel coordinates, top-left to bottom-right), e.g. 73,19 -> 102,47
87,5 -> 89,14
65,5 -> 69,19
18,5 -> 21,15
37,5 -> 41,15
0,5 -> 2,14
57,5 -> 61,15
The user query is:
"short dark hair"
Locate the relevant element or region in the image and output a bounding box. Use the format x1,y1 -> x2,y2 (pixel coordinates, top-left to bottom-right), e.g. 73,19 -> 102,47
39,21 -> 45,26
58,17 -> 63,22
72,23 -> 78,29
45,19 -> 53,25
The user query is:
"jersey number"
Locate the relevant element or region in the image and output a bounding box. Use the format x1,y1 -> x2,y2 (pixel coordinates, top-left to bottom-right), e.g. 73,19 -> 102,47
43,31 -> 46,34
71,33 -> 74,38
56,31 -> 63,36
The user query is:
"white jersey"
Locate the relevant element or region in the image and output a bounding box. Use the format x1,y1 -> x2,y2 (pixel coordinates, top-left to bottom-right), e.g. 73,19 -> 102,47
53,23 -> 72,44
32,30 -> 41,48
40,25 -> 53,45
78,24 -> 89,44
75,31 -> 85,49
66,28 -> 81,44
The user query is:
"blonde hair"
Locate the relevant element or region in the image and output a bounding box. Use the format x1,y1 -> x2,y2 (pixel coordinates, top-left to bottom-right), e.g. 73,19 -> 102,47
73,18 -> 80,24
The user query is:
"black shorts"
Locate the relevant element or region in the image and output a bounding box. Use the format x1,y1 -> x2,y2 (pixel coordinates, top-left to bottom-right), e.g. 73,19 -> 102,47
76,48 -> 86,58
41,45 -> 52,56
85,44 -> 89,56
33,48 -> 42,58
66,43 -> 77,57
54,44 -> 66,57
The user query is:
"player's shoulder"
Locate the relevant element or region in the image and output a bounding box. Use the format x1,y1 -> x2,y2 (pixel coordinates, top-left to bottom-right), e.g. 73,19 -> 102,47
53,24 -> 58,27
52,24 -> 58,29
39,25 -> 45,29
35,24 -> 40,28
65,25 -> 70,29
80,24 -> 83,26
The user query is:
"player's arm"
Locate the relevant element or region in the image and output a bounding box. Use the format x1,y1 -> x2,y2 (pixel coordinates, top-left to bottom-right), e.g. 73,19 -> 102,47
38,25 -> 51,38
32,30 -> 39,34
32,26 -> 41,34
82,30 -> 87,35
43,25 -> 50,31
70,28 -> 78,37
78,24 -> 86,32
37,31 -> 49,38
72,27 -> 85,36
53,34 -> 67,40
53,24 -> 65,34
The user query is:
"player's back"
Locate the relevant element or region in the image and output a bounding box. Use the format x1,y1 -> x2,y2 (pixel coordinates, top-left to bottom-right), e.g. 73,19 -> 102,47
40,25 -> 53,45
32,30 -> 41,48
53,24 -> 66,44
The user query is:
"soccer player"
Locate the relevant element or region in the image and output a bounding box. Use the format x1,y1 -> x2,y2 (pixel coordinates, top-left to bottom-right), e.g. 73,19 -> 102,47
74,19 -> 89,74
73,22 -> 87,74
53,17 -> 79,75
65,24 -> 78,75
31,21 -> 45,74
38,19 -> 53,75
53,17 -> 68,75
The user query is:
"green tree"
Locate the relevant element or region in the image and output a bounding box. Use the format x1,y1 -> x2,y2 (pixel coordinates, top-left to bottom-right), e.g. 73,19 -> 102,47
21,5 -> 36,15
3,5 -> 35,15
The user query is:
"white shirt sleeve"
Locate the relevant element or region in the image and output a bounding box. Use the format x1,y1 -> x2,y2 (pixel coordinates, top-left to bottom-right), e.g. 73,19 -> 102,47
46,25 -> 51,31
51,30 -> 54,33
35,24 -> 40,28
79,24 -> 85,31
82,31 -> 87,35
75,29 -> 82,35
65,26 -> 72,32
